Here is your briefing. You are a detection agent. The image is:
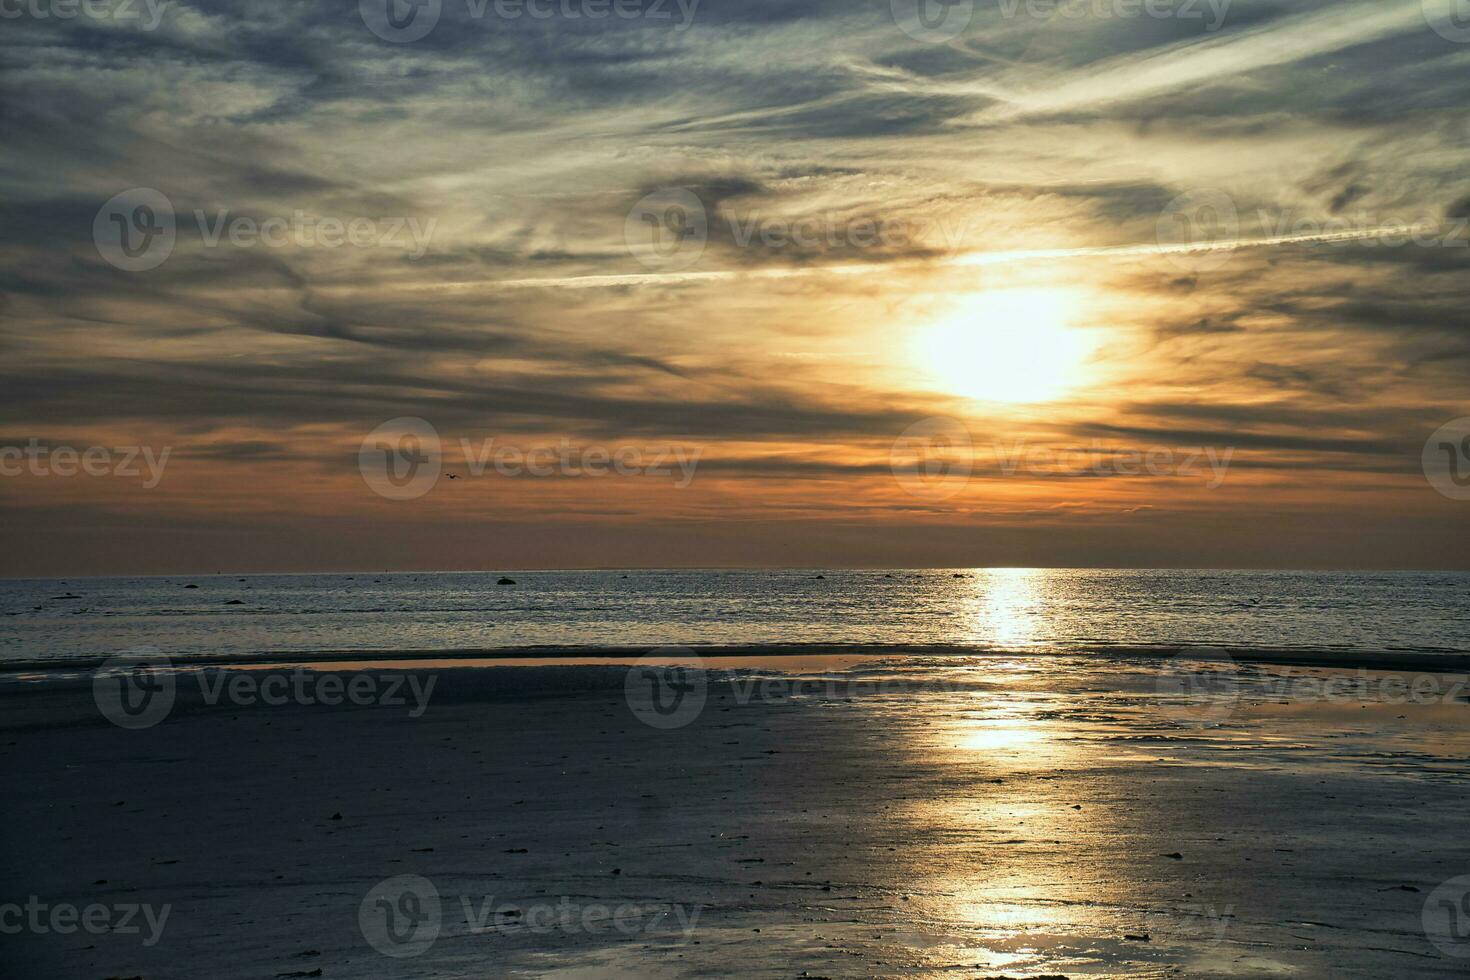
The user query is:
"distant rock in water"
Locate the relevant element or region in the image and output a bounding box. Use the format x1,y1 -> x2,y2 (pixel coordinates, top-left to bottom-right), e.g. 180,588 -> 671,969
814,574 -> 825,579
497,577 -> 516,585
184,583 -> 199,589
224,599 -> 244,605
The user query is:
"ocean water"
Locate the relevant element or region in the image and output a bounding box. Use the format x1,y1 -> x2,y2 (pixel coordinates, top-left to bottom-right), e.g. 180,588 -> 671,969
2,569 -> 1468,664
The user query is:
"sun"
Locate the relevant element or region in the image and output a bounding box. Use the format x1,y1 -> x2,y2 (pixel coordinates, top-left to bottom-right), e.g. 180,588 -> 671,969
913,288 -> 1099,404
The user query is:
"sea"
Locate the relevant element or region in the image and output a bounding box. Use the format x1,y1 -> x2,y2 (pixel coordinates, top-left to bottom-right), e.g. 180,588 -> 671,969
2,568 -> 1468,664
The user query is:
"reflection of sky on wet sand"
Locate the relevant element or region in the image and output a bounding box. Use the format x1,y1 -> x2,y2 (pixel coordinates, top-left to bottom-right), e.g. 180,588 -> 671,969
876,665 -> 1110,971
855,656 -> 1470,977
70,646 -> 1468,978
954,718 -> 1047,753
420,652 -> 1469,979
205,653 -> 1470,977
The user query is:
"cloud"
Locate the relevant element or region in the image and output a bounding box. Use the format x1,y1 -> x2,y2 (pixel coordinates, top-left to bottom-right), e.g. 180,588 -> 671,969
3,0 -> 1469,570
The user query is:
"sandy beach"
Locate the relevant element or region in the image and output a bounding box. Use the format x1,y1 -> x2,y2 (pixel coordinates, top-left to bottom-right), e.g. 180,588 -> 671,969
3,650 -> 1469,978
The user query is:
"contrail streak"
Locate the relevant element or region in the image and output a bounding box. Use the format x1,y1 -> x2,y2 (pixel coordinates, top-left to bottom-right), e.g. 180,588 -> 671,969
408,224 -> 1445,293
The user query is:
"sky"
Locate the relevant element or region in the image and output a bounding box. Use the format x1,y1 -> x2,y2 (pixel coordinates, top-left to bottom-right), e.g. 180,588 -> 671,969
3,0 -> 1470,574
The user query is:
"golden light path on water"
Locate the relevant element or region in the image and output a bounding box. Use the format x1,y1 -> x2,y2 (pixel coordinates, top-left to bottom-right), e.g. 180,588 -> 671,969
963,567 -> 1045,651
913,571 -> 1095,968
886,650 -> 1097,972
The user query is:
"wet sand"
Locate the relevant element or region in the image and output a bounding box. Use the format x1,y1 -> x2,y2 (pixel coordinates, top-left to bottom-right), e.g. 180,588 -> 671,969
2,653 -> 1469,977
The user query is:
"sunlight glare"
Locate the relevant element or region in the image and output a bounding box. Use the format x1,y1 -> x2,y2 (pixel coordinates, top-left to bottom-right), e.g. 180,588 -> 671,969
915,289 -> 1099,403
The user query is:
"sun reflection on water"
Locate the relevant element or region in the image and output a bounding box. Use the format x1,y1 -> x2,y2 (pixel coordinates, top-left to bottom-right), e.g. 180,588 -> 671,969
959,567 -> 1044,649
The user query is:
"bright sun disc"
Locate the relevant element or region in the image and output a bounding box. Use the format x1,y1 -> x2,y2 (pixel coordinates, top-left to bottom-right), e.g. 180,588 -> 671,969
915,288 -> 1098,404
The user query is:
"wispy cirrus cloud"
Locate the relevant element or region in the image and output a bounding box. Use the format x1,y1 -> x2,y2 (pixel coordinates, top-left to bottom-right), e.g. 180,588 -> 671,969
2,0 -> 1469,570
